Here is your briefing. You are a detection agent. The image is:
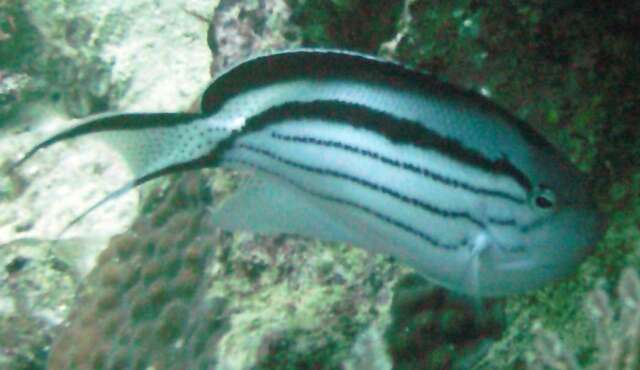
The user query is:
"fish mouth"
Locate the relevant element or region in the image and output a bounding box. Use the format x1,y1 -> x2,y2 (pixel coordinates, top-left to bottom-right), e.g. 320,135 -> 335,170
462,245 -> 563,296
494,258 -> 541,272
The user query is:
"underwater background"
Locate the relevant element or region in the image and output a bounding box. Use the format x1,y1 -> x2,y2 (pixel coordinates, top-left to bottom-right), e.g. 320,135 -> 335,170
0,0 -> 639,369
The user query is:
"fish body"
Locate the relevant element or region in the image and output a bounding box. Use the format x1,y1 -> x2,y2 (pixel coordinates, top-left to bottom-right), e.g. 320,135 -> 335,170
16,49 -> 605,297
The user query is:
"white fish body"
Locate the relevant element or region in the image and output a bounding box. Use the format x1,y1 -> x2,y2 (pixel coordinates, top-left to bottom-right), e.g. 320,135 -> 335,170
15,49 -> 605,297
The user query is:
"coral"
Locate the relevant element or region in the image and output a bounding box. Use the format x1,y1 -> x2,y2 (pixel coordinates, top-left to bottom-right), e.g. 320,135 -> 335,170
1,1 -> 215,364
529,268 -> 640,370
47,173 -> 228,370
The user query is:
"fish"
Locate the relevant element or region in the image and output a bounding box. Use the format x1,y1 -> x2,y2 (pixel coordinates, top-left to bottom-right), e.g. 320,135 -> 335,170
13,49 -> 605,297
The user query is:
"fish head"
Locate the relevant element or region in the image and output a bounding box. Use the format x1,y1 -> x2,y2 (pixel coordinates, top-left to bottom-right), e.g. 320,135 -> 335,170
469,148 -> 606,297
519,151 -> 605,279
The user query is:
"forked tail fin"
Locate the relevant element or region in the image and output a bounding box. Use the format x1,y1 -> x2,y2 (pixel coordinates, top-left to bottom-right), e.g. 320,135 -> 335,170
12,112 -> 230,236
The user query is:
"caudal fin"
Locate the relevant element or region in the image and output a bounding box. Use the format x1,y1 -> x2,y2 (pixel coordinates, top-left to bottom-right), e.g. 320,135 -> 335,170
12,112 -> 230,235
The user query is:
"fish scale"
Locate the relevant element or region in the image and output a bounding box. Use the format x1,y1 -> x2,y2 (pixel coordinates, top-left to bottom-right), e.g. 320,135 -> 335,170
13,49 -> 605,297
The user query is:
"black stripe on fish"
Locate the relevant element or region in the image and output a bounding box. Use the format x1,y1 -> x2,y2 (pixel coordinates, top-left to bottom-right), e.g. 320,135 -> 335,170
226,157 -> 467,251
269,132 -> 527,204
218,100 -> 532,194
201,49 -> 554,153
233,142 -> 519,229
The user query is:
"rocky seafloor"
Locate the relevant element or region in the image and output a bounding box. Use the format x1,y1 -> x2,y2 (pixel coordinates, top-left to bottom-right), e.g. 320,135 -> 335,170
0,0 -> 639,369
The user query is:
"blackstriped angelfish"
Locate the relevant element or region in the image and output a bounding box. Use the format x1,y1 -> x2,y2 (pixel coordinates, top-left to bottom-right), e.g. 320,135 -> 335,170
14,49 -> 605,297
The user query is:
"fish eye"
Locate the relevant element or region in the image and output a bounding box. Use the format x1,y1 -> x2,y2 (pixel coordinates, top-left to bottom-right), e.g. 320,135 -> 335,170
532,185 -> 556,210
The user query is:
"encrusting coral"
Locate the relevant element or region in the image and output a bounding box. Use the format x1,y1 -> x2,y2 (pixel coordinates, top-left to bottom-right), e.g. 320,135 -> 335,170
47,173 -> 231,369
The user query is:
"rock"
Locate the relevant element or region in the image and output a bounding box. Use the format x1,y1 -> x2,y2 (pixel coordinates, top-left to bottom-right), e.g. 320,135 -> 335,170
0,237 -> 103,370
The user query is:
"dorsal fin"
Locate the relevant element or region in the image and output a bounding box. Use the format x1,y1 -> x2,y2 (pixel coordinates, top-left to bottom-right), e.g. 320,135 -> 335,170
200,48 -> 554,153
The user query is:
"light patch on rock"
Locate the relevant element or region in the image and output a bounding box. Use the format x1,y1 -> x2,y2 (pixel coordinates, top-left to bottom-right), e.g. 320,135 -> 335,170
103,0 -> 213,111
344,326 -> 393,370
0,104 -> 136,243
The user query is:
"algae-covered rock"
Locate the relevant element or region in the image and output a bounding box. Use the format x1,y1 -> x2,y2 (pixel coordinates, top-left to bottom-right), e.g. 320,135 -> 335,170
209,0 -> 300,73
528,267 -> 640,369
0,1 -> 46,122
289,0 -> 640,368
376,1 -> 639,369
384,274 -> 504,370
22,0 -> 212,114
286,0 -> 403,52
0,237 -> 105,370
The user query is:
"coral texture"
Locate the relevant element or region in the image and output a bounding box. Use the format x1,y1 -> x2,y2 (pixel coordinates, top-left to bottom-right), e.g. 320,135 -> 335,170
47,173 -> 228,369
